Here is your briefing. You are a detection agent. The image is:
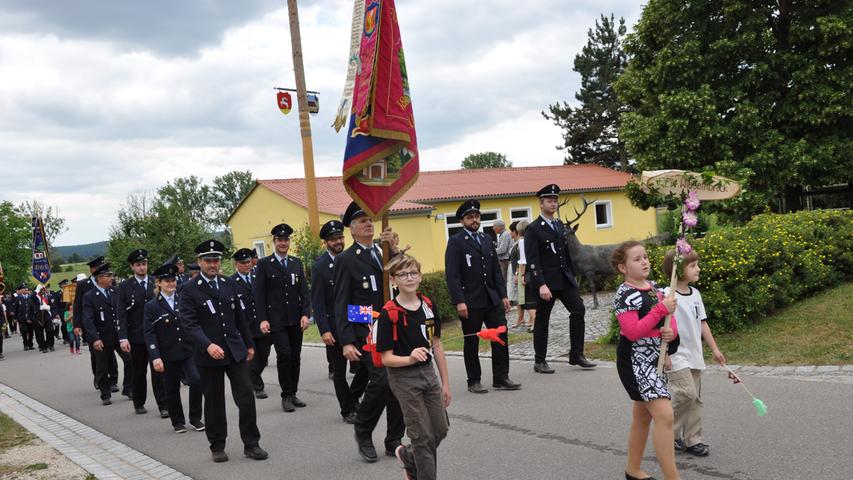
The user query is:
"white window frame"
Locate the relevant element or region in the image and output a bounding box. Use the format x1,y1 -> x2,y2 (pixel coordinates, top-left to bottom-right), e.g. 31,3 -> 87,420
594,200 -> 613,229
444,209 -> 501,240
253,241 -> 266,257
510,207 -> 532,223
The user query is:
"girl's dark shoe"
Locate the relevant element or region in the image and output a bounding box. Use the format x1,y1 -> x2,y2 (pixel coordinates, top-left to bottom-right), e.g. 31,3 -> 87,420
685,442 -> 710,456
625,472 -> 656,480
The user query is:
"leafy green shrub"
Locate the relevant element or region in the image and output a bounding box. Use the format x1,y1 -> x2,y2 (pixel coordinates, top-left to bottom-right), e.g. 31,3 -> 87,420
419,272 -> 457,324
602,209 -> 853,341
292,223 -> 324,283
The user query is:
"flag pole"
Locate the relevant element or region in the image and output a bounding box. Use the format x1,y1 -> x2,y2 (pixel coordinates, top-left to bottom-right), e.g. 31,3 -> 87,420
286,0 -> 320,235
381,213 -> 391,302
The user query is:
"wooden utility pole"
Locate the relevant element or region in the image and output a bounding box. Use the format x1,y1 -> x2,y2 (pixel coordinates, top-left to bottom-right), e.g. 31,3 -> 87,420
286,0 -> 320,235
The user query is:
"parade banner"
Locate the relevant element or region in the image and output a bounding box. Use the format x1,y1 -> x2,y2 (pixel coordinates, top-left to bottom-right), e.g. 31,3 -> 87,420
332,0 -> 366,132
31,216 -> 51,285
342,0 -> 419,218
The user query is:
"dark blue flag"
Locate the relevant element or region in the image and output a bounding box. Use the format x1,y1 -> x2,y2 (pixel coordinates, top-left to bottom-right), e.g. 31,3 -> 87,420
347,304 -> 374,324
31,217 -> 51,285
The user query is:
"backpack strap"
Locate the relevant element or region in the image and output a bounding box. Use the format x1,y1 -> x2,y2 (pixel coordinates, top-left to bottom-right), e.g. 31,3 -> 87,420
382,300 -> 403,341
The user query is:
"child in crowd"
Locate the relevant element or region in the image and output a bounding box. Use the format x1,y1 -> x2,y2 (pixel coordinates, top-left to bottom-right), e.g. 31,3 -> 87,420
64,309 -> 80,354
662,249 -> 725,457
376,254 -> 450,480
611,241 -> 680,480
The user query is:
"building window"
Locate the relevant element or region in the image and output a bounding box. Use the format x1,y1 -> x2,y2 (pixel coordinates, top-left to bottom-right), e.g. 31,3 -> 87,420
510,207 -> 531,223
253,241 -> 266,257
594,201 -> 612,229
445,210 -> 500,241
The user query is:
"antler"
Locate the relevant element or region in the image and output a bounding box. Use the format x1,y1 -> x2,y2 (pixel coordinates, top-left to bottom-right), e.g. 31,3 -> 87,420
565,194 -> 596,226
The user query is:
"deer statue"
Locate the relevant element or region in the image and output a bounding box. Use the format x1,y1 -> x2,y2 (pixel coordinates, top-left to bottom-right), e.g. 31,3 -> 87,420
558,195 -> 618,309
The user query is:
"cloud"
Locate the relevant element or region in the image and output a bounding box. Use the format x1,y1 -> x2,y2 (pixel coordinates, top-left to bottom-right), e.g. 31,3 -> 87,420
0,0 -> 642,244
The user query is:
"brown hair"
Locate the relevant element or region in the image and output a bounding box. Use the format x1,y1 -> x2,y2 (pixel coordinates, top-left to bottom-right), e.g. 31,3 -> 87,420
663,249 -> 700,280
384,253 -> 421,276
610,240 -> 644,272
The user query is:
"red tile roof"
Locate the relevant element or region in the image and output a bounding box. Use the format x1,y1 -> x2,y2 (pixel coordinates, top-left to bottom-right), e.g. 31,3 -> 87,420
255,164 -> 630,216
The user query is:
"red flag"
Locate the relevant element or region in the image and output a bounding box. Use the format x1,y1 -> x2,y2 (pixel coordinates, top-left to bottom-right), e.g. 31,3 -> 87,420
476,325 -> 508,346
342,0 -> 418,217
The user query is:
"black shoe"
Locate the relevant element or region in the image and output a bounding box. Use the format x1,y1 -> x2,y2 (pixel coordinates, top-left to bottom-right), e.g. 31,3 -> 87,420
467,382 -> 488,394
173,424 -> 187,434
101,398 -> 112,406
282,397 -> 295,412
134,406 -> 148,415
93,380 -> 99,391
685,442 -> 710,457
244,445 -> 269,460
385,441 -> 402,457
355,432 -> 378,463
190,420 -> 206,431
328,371 -> 334,380
159,408 -> 170,418
674,438 -> 685,451
49,346 -> 55,352
211,451 -> 229,463
569,355 -> 597,368
493,378 -> 522,390
395,445 -> 417,480
625,473 -> 656,480
0,353 -> 4,360
534,362 -> 555,374
40,348 -> 47,353
290,395 -> 306,408
342,412 -> 358,424
254,390 -> 268,399
112,384 -> 121,393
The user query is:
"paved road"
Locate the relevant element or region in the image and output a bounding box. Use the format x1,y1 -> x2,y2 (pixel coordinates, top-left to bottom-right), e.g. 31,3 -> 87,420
0,340 -> 851,479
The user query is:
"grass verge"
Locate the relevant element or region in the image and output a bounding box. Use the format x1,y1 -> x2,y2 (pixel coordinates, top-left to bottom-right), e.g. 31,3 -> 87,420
584,282 -> 853,366
0,412 -> 34,452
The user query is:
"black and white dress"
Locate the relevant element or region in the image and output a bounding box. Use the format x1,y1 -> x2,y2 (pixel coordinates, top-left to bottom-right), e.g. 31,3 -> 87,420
613,282 -> 679,402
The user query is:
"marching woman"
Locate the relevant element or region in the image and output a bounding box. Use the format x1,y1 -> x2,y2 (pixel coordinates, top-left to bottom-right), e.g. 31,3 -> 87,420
143,263 -> 204,434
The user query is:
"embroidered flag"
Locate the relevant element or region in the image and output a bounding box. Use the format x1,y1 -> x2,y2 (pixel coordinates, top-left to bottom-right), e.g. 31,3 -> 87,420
31,217 -> 51,284
342,0 -> 419,218
277,91 -> 292,115
332,0 -> 366,132
348,304 -> 374,324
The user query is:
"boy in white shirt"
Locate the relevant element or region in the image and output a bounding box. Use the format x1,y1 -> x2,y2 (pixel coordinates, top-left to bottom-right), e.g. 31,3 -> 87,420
663,249 -> 726,457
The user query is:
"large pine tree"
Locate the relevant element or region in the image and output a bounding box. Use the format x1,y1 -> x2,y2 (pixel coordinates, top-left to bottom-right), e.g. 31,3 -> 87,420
544,14 -> 629,171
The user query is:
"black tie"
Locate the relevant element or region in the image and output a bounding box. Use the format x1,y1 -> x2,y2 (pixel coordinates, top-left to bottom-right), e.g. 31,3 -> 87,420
141,280 -> 146,291
281,258 -> 288,269
474,232 -> 482,246
370,247 -> 383,269
245,275 -> 251,286
208,279 -> 218,291
104,289 -> 111,301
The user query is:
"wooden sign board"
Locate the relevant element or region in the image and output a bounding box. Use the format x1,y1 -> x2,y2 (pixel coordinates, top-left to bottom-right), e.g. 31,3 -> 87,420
640,169 -> 741,200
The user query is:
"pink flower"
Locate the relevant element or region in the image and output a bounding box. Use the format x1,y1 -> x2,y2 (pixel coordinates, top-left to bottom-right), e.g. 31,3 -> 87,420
676,237 -> 693,255
683,210 -> 698,228
685,191 -> 700,211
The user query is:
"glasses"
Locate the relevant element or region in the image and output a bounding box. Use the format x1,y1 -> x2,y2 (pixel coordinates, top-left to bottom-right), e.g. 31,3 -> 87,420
393,271 -> 421,280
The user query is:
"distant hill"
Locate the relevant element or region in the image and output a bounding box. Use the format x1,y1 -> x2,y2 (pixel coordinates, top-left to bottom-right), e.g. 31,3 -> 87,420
55,241 -> 108,261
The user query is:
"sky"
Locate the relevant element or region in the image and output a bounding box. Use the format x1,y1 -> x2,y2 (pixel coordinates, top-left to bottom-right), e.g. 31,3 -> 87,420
0,0 -> 642,245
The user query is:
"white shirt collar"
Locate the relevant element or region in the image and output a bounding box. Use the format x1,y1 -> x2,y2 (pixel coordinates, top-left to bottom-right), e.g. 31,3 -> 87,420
199,272 -> 216,284
274,252 -> 287,262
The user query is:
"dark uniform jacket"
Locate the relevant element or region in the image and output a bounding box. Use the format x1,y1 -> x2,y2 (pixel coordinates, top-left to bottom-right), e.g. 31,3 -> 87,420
12,294 -> 32,323
116,276 -> 155,344
445,229 -> 506,309
29,292 -> 55,327
524,215 -> 578,291
143,293 -> 192,363
253,254 -> 310,330
52,290 -> 65,319
82,285 -> 121,346
311,251 -> 338,337
334,242 -> 386,347
179,275 -> 254,367
73,277 -> 96,330
231,271 -> 260,338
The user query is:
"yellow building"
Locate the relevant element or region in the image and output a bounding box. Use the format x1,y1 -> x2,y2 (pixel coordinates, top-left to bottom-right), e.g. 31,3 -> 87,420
227,164 -> 658,273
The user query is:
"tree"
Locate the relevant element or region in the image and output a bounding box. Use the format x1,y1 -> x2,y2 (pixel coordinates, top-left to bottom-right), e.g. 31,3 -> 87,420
617,0 -> 852,220
544,14 -> 630,171
157,176 -> 213,228
19,200 -> 67,247
68,253 -> 83,263
461,152 -> 512,169
211,170 -> 255,227
0,201 -> 32,289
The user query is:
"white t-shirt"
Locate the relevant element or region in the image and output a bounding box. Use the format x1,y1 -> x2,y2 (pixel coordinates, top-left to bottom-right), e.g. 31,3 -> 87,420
517,238 -> 527,265
664,286 -> 708,371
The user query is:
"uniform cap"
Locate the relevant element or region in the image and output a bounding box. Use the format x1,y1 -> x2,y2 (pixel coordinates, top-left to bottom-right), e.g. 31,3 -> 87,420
232,248 -> 254,262
195,239 -> 224,259
537,184 -> 561,198
320,220 -> 345,240
92,263 -> 113,277
86,256 -> 105,268
187,263 -> 200,272
341,201 -> 367,227
455,199 -> 481,220
152,263 -> 178,280
270,223 -> 294,238
126,248 -> 148,264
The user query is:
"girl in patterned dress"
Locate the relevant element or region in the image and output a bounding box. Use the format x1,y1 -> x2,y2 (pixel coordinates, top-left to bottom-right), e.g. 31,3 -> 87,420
611,241 -> 681,480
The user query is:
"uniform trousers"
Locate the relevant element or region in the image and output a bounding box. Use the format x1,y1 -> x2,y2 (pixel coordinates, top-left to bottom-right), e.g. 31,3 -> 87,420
20,321 -> 34,349
388,363 -> 449,480
198,359 -> 260,452
533,285 -> 586,363
353,339 -> 405,449
248,336 -> 272,392
271,326 -> 303,397
95,345 -> 131,399
88,344 -> 119,385
669,368 -> 704,447
130,343 -> 167,409
327,343 -> 368,417
163,357 -> 203,427
460,303 -> 510,385
34,320 -> 55,350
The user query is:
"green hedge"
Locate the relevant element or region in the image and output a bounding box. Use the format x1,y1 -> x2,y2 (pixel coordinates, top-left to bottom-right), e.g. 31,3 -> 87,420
419,272 -> 457,323
602,209 -> 853,342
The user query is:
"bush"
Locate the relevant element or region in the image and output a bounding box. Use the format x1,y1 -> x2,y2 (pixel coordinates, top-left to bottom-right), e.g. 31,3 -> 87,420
419,272 -> 457,324
602,209 -> 853,341
292,223 -> 324,283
